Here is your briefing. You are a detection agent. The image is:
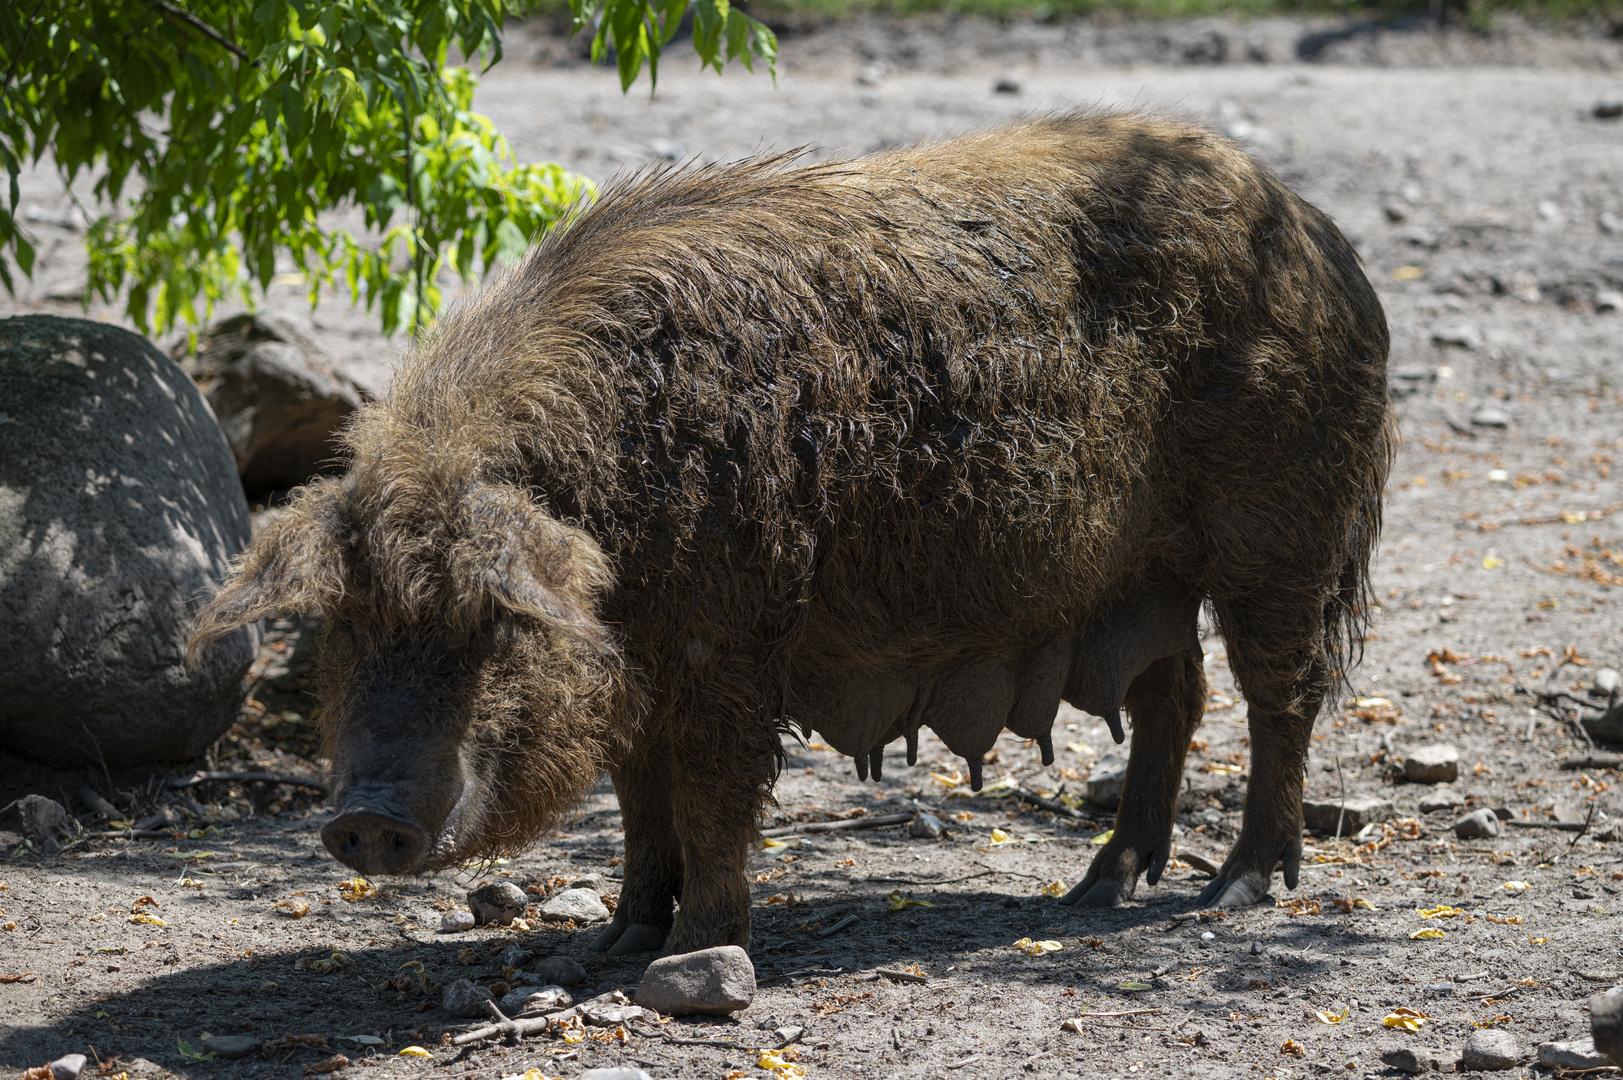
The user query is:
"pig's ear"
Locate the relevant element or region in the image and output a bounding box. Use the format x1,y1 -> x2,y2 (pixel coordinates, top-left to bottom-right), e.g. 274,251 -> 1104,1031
187,479 -> 349,665
456,485 -> 615,654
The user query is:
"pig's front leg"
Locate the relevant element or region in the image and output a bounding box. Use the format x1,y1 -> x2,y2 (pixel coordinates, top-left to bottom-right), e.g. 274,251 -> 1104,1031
592,748 -> 682,955
1062,651 -> 1205,906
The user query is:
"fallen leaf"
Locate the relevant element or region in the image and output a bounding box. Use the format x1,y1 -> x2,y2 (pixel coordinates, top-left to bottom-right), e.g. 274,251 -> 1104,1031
930,770 -> 964,787
1383,1007 -> 1429,1032
887,890 -> 935,912
1502,881 -> 1531,891
1410,928 -> 1446,940
1415,905 -> 1463,919
127,913 -> 166,927
0,973 -> 36,983
1041,880 -> 1068,898
339,878 -> 378,902
1315,1006 -> 1349,1024
1281,1038 -> 1305,1057
1091,829 -> 1114,846
396,1048 -> 431,1058
1013,938 -> 1063,956
500,1070 -> 558,1080
1067,742 -> 1095,755
305,1055 -> 349,1074
760,838 -> 789,850
131,896 -> 159,910
1482,555 -> 1505,569
272,899 -> 310,918
990,828 -> 1013,844
1392,266 -> 1425,280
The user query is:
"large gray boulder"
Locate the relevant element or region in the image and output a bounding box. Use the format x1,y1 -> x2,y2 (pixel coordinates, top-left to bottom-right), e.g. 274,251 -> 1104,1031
0,315 -> 258,767
173,314 -> 365,494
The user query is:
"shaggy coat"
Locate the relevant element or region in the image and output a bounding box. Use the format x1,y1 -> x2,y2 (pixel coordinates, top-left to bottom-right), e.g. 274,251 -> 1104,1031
193,111 -> 1392,953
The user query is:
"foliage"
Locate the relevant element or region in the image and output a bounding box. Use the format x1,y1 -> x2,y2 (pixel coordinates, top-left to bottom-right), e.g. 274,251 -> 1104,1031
0,0 -> 777,336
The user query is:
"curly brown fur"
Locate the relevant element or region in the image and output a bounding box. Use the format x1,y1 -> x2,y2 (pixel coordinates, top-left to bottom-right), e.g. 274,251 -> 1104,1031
191,110 -> 1391,947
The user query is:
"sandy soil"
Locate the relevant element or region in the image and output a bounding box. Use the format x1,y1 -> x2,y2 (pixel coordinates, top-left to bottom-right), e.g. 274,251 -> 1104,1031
3,15 -> 1622,1080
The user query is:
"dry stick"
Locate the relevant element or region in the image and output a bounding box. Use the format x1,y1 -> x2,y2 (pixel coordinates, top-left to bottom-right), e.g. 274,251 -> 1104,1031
1569,801 -> 1599,848
1562,752 -> 1623,770
1015,787 -> 1086,819
758,966 -> 844,984
1334,756 -> 1347,842
453,1004 -> 556,1047
1078,1009 -> 1165,1018
945,1055 -> 984,1070
760,813 -> 913,838
1502,819 -> 1588,832
91,829 -> 171,840
866,869 -> 995,886
814,914 -> 859,938
873,968 -> 928,984
170,771 -> 327,792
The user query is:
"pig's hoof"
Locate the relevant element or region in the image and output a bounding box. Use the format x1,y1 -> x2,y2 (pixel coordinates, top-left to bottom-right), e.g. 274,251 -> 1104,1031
1194,872 -> 1270,908
606,922 -> 667,955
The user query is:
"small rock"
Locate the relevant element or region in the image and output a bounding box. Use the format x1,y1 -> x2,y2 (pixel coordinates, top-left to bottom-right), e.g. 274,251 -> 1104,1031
908,811 -> 946,839
496,946 -> 533,969
439,910 -> 475,933
442,978 -> 494,1019
1461,1027 -> 1519,1071
1379,1047 -> 1458,1074
1301,796 -> 1394,834
857,63 -> 886,86
643,138 -> 684,162
1538,199 -> 1564,223
50,1054 -> 88,1080
1432,324 -> 1482,350
567,873 -> 613,897
635,945 -> 756,1016
1596,99 -> 1623,119
1425,981 -> 1455,994
1404,744 -> 1460,784
1599,292 -> 1623,314
579,1070 -> 654,1080
1592,986 -> 1623,1066
579,999 -> 658,1026
1454,808 -> 1501,839
199,1036 -> 262,1061
1594,668 -> 1622,700
1469,405 -> 1510,429
17,794 -> 73,855
1086,754 -> 1129,808
538,887 -> 610,924
1383,203 -> 1407,223
775,1025 -> 806,1044
1600,212 -> 1623,236
1200,931 -> 1216,943
1418,787 -> 1464,813
993,74 -> 1020,94
526,956 -> 589,987
468,882 -> 528,927
1540,1038 -> 1611,1071
499,984 -> 572,1017
1583,701 -> 1623,743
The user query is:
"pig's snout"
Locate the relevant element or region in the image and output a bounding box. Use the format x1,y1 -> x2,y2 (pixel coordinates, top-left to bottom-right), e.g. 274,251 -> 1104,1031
322,808 -> 428,876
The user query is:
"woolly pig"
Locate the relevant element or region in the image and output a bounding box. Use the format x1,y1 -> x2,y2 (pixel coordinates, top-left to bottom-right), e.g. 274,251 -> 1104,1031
191,111 -> 1392,955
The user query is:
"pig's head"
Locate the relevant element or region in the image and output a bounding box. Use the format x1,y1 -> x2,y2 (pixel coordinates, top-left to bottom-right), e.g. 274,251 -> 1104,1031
188,468 -> 628,876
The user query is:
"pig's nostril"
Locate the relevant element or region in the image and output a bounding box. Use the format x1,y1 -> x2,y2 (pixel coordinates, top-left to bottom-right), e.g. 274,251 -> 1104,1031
322,809 -> 426,873
344,833 -> 361,852
393,834 -> 409,853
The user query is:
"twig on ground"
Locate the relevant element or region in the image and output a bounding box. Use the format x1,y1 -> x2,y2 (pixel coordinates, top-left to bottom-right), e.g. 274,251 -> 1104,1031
1077,1009 -> 1165,1018
91,829 -> 172,840
758,966 -> 844,984
873,968 -> 928,984
1569,801 -> 1599,848
1015,787 -> 1086,819
1503,819 -> 1587,832
866,869 -> 994,886
814,915 -> 859,938
452,1008 -> 555,1046
761,813 -> 913,838
1179,852 -> 1221,877
170,771 -> 327,792
1562,752 -> 1623,770
945,1054 -> 984,1070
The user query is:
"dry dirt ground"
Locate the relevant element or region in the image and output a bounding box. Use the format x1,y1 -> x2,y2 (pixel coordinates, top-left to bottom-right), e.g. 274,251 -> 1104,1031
4,14 -> 1623,1080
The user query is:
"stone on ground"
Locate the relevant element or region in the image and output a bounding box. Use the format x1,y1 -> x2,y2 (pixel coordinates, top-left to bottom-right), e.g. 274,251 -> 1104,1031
499,984 -> 571,1017
1301,796 -> 1394,834
1403,744 -> 1460,783
1379,1047 -> 1458,1073
199,1036 -> 263,1060
1461,1028 -> 1519,1071
442,978 -> 494,1019
539,887 -> 610,923
1454,807 -> 1501,839
0,315 -> 257,767
527,956 -> 589,987
49,1053 -> 87,1080
1592,987 -> 1623,1066
1418,786 -> 1464,813
634,945 -> 756,1016
1538,1037 -> 1611,1071
18,795 -> 72,854
1085,754 -> 1128,808
173,313 -> 366,494
468,881 -> 528,926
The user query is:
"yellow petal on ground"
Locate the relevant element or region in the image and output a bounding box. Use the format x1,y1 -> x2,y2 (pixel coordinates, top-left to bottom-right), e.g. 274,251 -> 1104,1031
760,837 -> 789,850
1354,898 -> 1378,910
1041,880 -> 1068,898
1067,742 -> 1095,755
990,828 -> 1012,844
1410,928 -> 1446,940
1091,829 -> 1114,846
1502,880 -> 1530,890
1416,905 -> 1462,919
127,913 -> 167,927
930,770 -> 964,787
396,1047 -> 431,1058
978,776 -> 1018,797
1482,555 -> 1505,569
1353,697 -> 1392,708
887,890 -> 935,911
1012,938 -> 1063,956
1383,1008 -> 1429,1032
1316,1006 -> 1349,1024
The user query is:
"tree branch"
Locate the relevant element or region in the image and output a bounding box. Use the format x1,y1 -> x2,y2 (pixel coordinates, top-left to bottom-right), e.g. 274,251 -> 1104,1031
142,0 -> 253,64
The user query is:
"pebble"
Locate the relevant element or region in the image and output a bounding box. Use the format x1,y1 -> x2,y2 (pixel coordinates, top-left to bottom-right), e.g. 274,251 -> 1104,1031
496,946 -> 533,969
1461,1027 -> 1519,1071
1432,324 -> 1483,350
1085,754 -> 1128,808
1596,99 -> 1623,119
49,1054 -> 87,1080
1403,744 -> 1459,784
579,999 -> 658,1026
634,945 -> 756,1016
579,1070 -> 653,1080
1468,405 -> 1510,429
993,74 -> 1020,94
774,1025 -> 806,1044
1601,212 -> 1623,235
1301,796 -> 1393,834
198,1036 -> 262,1061
538,887 -> 610,924
439,910 -> 476,933
1596,290 -> 1623,314
468,882 -> 528,927
442,978 -> 495,1019
499,984 -> 572,1017
1418,786 -> 1464,813
1380,1047 -> 1459,1074
568,873 -> 613,897
908,811 -> 946,839
1540,1037 -> 1611,1070
1594,668 -> 1621,700
1454,808 -> 1501,839
1200,931 -> 1216,943
526,955 -> 589,987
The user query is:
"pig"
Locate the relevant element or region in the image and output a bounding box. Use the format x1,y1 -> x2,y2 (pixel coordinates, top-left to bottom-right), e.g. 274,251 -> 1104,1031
190,110 -> 1392,956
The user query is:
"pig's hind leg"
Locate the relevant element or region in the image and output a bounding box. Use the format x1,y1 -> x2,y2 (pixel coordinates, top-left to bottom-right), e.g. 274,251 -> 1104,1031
592,748 -> 683,955
1061,650 -> 1205,907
